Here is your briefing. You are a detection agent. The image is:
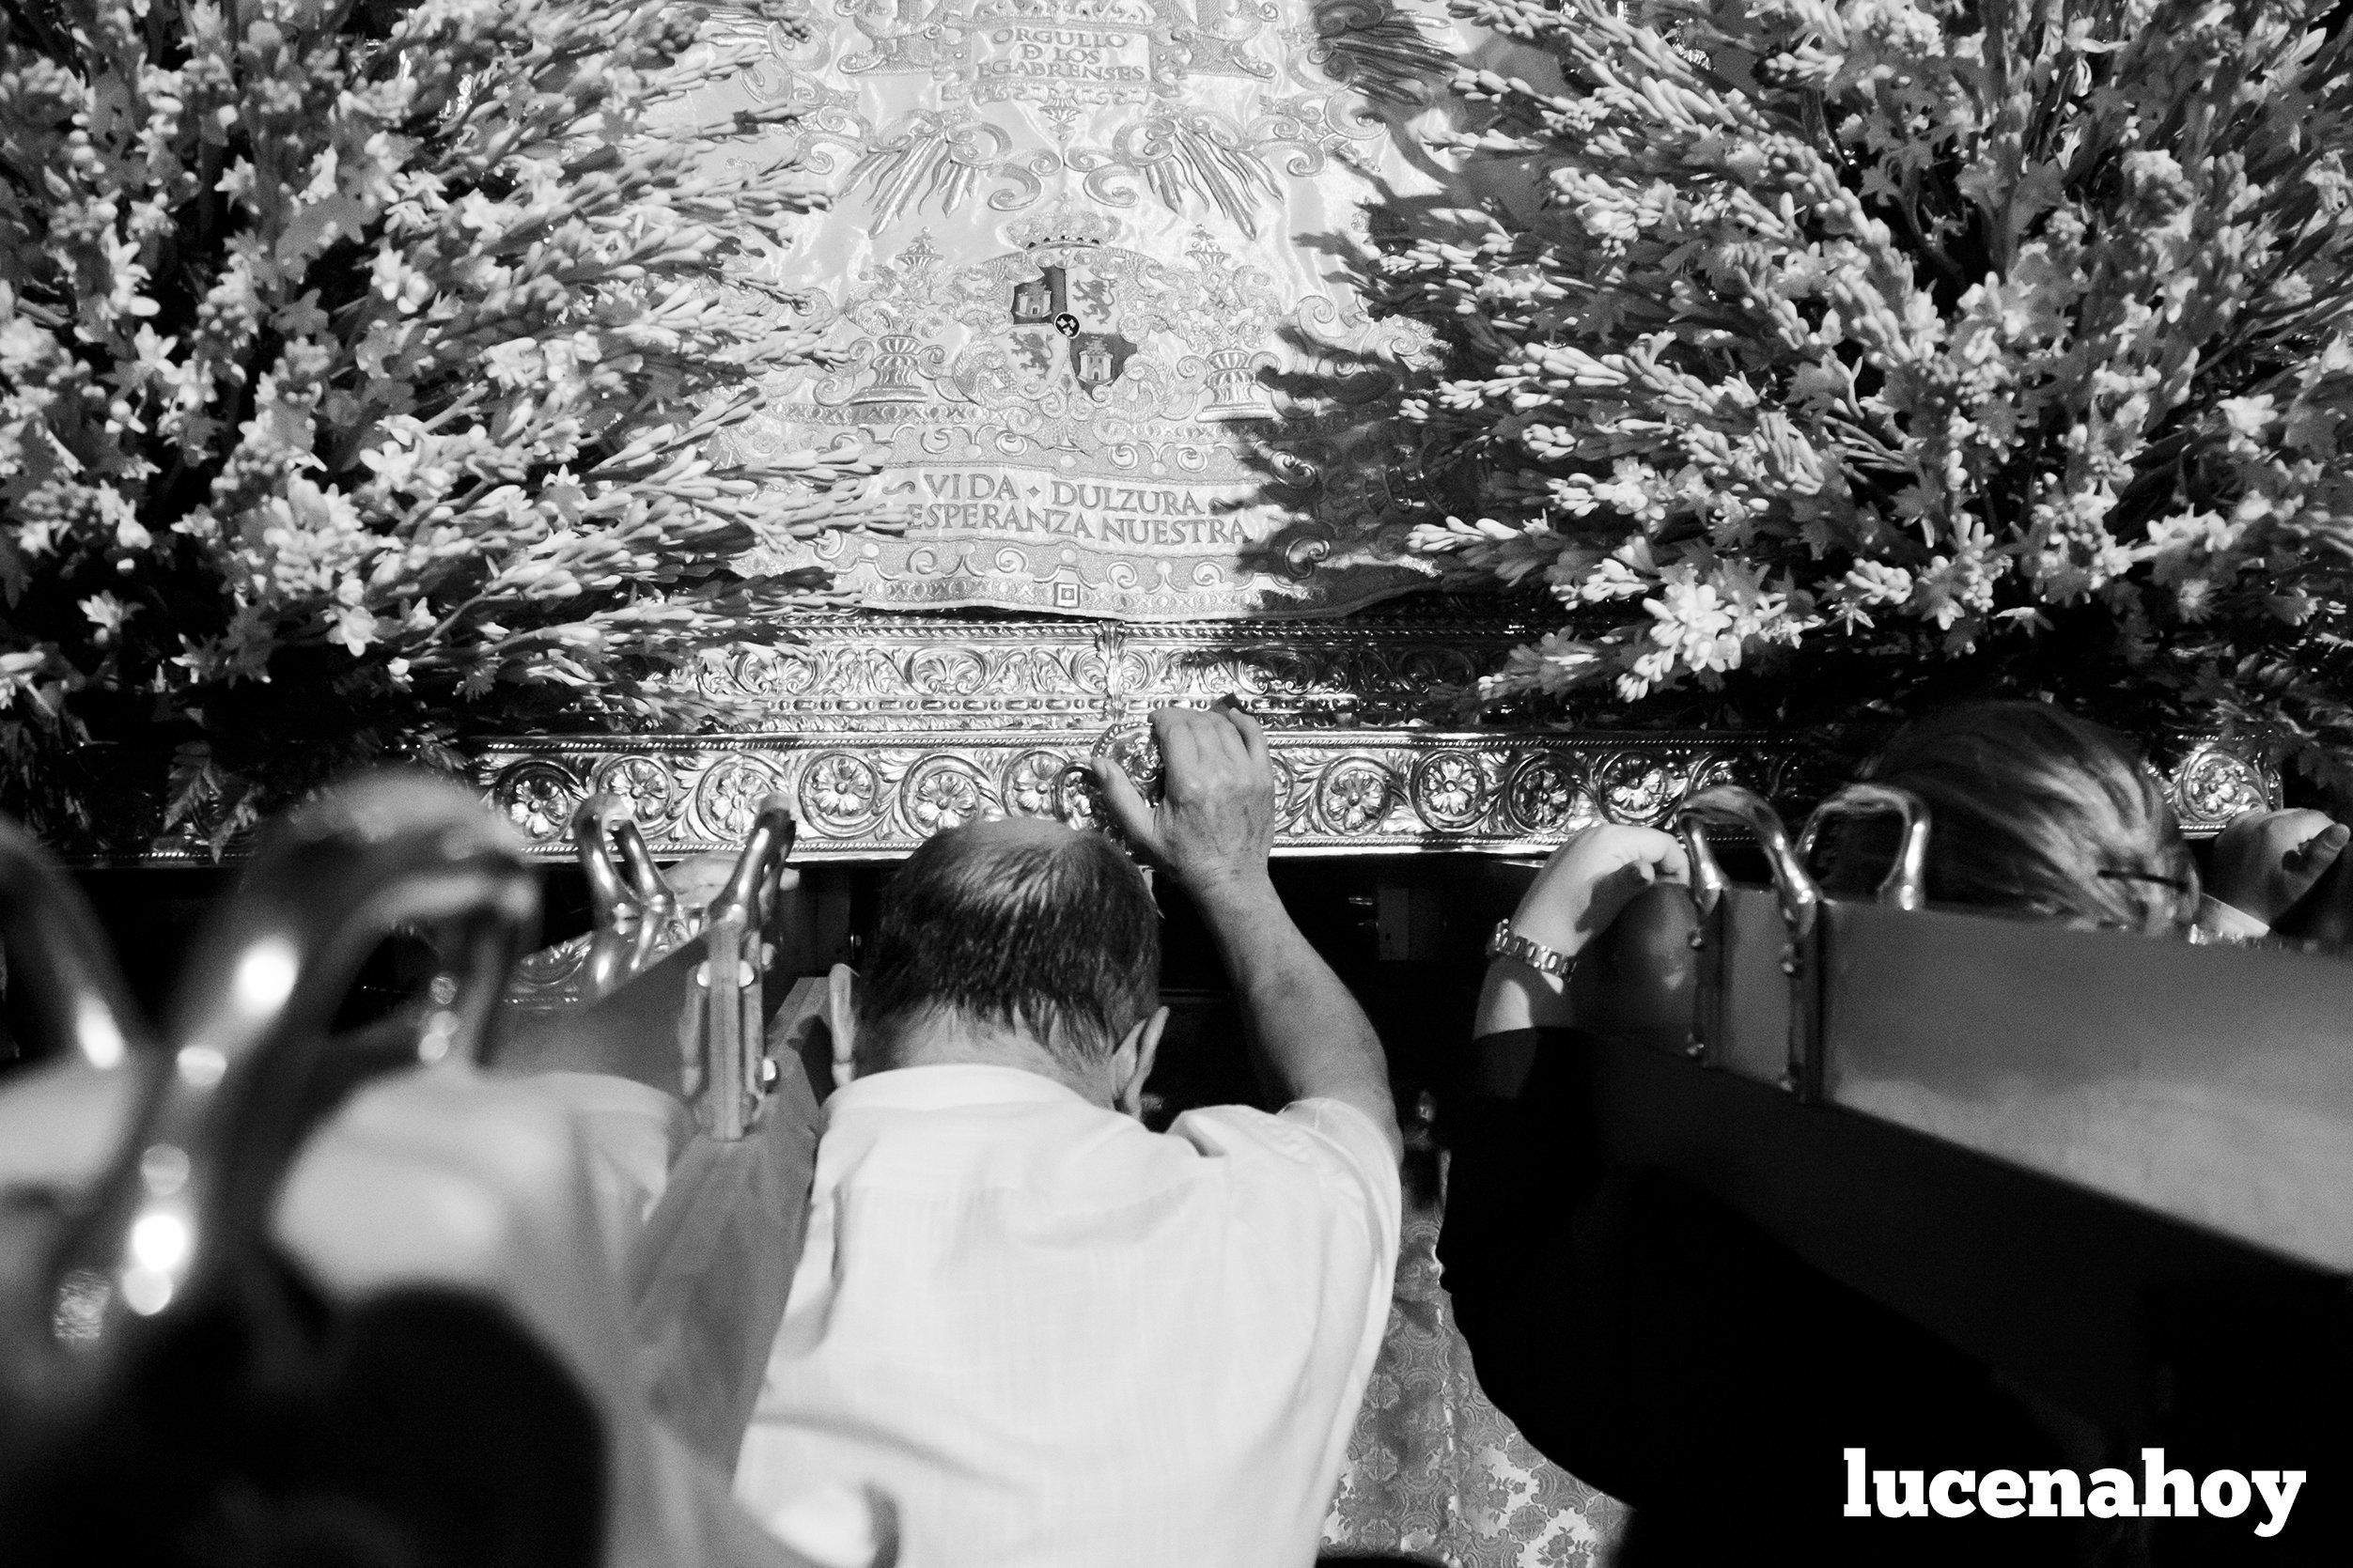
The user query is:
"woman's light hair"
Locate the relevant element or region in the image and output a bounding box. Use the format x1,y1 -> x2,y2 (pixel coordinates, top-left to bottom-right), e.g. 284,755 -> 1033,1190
1817,701 -> 2200,936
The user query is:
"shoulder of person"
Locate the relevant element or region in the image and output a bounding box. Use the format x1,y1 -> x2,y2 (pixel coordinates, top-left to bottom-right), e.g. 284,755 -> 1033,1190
1161,1100 -> 1402,1223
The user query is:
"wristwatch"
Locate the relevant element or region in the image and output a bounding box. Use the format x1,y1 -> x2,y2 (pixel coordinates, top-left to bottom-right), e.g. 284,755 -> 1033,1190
1486,918 -> 1576,979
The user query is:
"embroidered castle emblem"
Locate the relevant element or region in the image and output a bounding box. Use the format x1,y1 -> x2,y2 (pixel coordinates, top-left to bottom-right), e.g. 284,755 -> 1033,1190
1070,330 -> 1137,389
1011,268 -> 1065,322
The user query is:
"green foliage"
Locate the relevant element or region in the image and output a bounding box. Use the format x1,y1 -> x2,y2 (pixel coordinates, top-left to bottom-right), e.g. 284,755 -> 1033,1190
1379,0 -> 2353,789
0,0 -> 880,850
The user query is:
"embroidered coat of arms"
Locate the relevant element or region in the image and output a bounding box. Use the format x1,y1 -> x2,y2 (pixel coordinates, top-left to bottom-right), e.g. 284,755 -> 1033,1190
664,0 -> 1502,618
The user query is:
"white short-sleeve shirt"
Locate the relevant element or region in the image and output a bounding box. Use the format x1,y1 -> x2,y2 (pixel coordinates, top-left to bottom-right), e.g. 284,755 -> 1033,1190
733,1063 -> 1402,1568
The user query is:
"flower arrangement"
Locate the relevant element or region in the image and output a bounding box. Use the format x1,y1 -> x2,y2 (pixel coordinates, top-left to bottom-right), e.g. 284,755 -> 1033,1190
1,0 -> 879,850
1379,0 -> 2353,786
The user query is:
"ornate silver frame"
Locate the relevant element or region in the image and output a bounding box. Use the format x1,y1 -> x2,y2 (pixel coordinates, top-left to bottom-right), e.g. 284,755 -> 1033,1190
473,613 -> 2279,861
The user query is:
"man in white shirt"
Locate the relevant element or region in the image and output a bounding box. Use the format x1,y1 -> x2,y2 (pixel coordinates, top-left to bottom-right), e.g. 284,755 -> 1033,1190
735,701 -> 1404,1568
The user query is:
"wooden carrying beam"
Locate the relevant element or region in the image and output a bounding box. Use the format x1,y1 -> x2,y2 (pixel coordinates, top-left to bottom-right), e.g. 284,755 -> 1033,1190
1580,785 -> 2353,1449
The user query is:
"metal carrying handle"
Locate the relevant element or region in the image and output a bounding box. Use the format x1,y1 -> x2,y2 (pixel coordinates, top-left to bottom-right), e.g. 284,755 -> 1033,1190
576,794 -> 637,927
1797,783 -> 1932,910
573,794 -> 678,928
706,798 -> 796,934
566,793 -> 798,1136
0,816 -> 162,1404
1675,785 -> 1827,1099
0,817 -> 152,1076
52,772 -> 538,1343
572,797 -> 674,994
695,797 -> 798,1141
1676,785 -> 1822,938
614,820 -> 673,917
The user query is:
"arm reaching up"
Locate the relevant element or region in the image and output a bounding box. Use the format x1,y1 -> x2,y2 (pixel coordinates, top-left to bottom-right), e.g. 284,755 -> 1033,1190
1094,703 -> 1402,1163
1475,824 -> 1691,1039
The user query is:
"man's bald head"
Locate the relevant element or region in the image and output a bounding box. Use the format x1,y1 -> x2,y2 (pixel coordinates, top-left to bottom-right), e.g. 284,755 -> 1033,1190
859,817 -> 1161,1075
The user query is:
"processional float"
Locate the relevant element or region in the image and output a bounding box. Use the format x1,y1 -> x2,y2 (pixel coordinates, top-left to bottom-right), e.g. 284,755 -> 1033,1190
20,0 -> 2333,1555
442,0 -> 2334,1550
448,0 -> 2310,1538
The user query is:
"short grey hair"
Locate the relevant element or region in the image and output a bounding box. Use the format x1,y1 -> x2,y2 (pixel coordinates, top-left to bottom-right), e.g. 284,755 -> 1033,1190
859,824 -> 1161,1071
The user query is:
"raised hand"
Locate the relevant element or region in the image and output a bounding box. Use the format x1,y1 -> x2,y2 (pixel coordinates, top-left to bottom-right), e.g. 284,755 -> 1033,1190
1477,823 -> 1690,1038
1507,823 -> 1692,957
1091,700 -> 1277,900
1090,701 -> 1399,1158
2207,808 -> 2349,927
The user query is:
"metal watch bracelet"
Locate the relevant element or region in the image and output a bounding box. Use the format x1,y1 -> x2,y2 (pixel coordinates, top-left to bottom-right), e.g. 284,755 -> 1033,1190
1486,918 -> 1577,979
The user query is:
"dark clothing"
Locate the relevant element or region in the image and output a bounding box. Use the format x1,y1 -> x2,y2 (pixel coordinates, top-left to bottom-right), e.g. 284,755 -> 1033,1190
1436,1027 -> 2093,1566
0,1264 -> 604,1568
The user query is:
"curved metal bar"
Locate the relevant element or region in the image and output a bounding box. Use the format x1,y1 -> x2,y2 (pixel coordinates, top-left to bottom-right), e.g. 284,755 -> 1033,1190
1676,786 -> 1822,942
1798,783 -> 1933,910
573,794 -> 639,927
701,800 -> 798,1141
707,798 -> 797,932
502,799 -> 800,1136
571,797 -> 677,997
612,817 -> 676,917
0,817 -> 152,1075
0,817 -> 163,1403
573,793 -> 678,928
54,772 -> 538,1342
1675,785 -> 1827,1099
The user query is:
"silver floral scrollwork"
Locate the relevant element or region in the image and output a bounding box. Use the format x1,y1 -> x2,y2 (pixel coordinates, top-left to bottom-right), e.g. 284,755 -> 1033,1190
1317,757 -> 1396,834
1504,753 -> 1586,836
1092,720 -> 1164,801
447,629 -> 1812,864
1268,748 -> 1303,828
732,645 -> 819,701
1395,646 -> 1479,692
496,759 -> 585,843
1410,752 -> 1488,831
1054,764 -> 1107,831
902,756 -> 993,833
1681,752 -> 1742,801
695,755 -> 786,839
801,752 -> 883,835
506,934 -> 593,1012
2171,743 -> 2275,831
593,754 -> 678,824
1002,750 -> 1074,817
909,646 -> 990,698
1595,751 -> 1677,825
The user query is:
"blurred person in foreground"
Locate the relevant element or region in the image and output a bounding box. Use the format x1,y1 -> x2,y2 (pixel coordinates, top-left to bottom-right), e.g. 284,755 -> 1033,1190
731,701 -> 1404,1568
1433,701 -> 2279,1566
0,1046 -> 879,1568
